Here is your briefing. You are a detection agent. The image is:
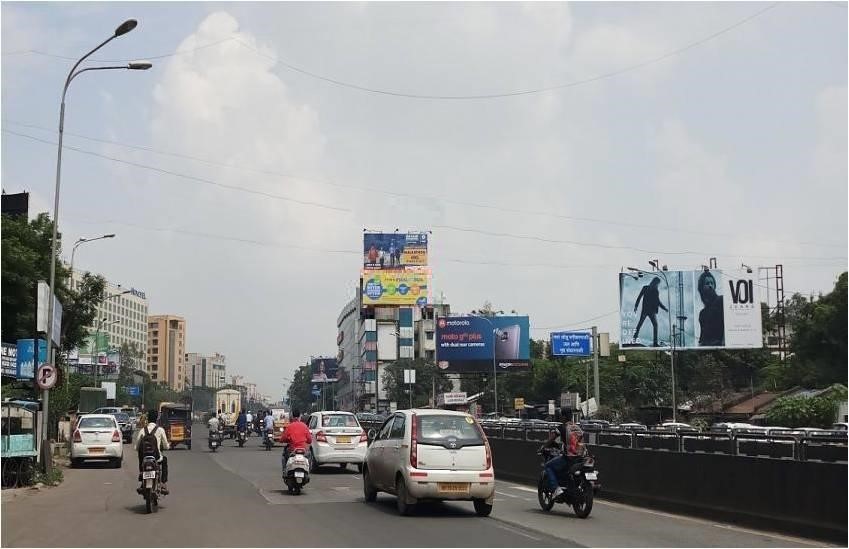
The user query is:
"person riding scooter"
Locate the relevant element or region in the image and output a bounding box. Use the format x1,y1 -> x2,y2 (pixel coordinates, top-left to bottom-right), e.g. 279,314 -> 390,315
543,407 -> 585,499
281,409 -> 312,464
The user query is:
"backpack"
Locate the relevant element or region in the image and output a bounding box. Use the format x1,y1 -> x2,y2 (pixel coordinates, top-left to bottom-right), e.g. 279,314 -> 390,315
139,425 -> 160,457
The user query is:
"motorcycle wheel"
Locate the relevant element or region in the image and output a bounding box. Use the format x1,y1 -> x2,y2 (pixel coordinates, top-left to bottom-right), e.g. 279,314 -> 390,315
145,492 -> 152,514
537,473 -> 555,512
153,493 -> 159,513
572,479 -> 594,518
293,484 -> 302,495
212,446 -> 217,453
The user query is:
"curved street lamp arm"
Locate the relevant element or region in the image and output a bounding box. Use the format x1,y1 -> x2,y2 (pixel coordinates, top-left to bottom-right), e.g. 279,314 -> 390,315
62,35 -> 116,99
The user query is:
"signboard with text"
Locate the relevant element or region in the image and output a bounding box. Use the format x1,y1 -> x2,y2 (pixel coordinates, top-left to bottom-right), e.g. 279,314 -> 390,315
435,315 -> 530,372
550,331 -> 592,357
363,232 -> 428,269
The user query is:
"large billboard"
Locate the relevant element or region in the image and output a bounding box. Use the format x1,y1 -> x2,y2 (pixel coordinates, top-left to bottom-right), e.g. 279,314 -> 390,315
310,357 -> 338,383
363,233 -> 428,269
435,316 -> 530,372
361,271 -> 429,307
619,270 -> 762,350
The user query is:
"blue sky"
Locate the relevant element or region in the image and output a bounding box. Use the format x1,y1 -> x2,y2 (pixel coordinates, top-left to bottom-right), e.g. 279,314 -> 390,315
2,2 -> 846,396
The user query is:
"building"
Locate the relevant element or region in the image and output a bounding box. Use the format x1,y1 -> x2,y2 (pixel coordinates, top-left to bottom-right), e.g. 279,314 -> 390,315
186,352 -> 227,389
71,270 -> 149,366
334,288 -> 451,412
147,315 -> 187,390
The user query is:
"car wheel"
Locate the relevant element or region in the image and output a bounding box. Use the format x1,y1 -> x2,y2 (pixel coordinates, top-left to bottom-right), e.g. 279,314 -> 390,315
71,458 -> 83,469
395,476 -> 416,516
339,463 -> 347,470
363,468 -> 377,503
473,499 -> 493,517
112,458 -> 122,469
356,463 -> 363,474
309,454 -> 318,473
186,442 -> 192,451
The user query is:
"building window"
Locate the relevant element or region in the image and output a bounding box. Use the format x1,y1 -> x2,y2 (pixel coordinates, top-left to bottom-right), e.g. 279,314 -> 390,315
426,331 -> 434,340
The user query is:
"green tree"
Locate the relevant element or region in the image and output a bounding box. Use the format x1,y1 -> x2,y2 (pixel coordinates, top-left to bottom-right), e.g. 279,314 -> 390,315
381,359 -> 453,407
765,394 -> 841,429
287,363 -> 315,413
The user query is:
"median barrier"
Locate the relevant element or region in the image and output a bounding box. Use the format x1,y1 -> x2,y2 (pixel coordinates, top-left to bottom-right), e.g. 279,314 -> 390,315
488,437 -> 847,542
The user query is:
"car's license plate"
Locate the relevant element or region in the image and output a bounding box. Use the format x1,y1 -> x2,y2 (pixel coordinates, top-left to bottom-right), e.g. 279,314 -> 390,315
336,436 -> 351,444
142,471 -> 156,479
585,471 -> 598,480
295,471 -> 305,478
89,447 -> 105,454
438,482 -> 470,493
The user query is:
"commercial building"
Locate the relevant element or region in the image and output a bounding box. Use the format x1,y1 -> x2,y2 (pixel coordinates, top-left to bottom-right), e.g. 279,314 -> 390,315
71,270 -> 149,365
186,352 -> 227,389
147,315 -> 187,390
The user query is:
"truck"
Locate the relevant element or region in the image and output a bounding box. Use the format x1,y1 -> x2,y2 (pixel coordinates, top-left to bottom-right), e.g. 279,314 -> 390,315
78,387 -> 107,414
215,389 -> 241,438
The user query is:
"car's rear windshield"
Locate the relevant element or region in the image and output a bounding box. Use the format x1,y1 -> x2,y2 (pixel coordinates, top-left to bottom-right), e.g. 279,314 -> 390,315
416,415 -> 484,445
79,417 -> 116,429
321,414 -> 359,428
113,413 -> 130,423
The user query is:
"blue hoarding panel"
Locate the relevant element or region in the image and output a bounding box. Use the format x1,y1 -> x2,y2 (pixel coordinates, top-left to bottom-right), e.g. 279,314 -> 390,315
435,316 -> 530,373
16,338 -> 47,379
550,331 -> 592,357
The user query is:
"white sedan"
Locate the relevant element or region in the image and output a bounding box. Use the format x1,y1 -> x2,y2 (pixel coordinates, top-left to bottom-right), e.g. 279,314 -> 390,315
70,414 -> 124,468
306,411 -> 368,472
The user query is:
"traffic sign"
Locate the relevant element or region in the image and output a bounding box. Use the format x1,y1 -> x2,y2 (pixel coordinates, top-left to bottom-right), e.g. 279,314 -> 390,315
514,397 -> 524,410
36,363 -> 57,389
126,385 -> 140,396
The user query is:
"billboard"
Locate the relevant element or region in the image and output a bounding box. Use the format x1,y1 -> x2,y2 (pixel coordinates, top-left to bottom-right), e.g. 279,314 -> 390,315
361,271 -> 429,307
16,338 -> 47,379
310,357 -> 338,383
363,233 -> 428,269
2,343 -> 17,377
619,270 -> 762,350
435,316 -> 530,372
550,331 -> 592,357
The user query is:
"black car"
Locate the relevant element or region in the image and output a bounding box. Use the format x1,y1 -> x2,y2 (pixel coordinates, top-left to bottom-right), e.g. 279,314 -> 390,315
112,412 -> 134,443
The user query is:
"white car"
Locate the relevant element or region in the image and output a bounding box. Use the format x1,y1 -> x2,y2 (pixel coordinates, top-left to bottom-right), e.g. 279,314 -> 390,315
362,409 -> 495,516
70,414 -> 124,468
306,411 -> 368,472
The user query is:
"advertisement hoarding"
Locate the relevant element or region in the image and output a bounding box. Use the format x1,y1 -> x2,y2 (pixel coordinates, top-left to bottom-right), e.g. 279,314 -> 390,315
2,343 -> 17,377
550,331 -> 592,357
435,315 -> 530,372
36,281 -> 62,346
310,357 -> 338,383
16,338 -> 47,379
361,271 -> 429,307
363,232 -> 428,269
619,269 -> 762,350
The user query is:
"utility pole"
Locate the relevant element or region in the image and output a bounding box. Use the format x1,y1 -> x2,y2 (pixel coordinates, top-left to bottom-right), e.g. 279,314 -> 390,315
592,326 -> 600,410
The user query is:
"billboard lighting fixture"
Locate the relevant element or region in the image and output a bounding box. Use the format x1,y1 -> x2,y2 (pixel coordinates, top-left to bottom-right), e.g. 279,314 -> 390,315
741,263 -> 753,274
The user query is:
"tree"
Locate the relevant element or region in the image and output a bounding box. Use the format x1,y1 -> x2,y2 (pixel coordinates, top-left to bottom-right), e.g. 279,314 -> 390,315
287,363 -> 315,413
765,393 -> 842,429
382,359 -> 453,407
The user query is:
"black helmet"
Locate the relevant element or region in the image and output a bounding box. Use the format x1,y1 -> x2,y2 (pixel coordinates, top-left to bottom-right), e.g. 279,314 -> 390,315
560,407 -> 573,421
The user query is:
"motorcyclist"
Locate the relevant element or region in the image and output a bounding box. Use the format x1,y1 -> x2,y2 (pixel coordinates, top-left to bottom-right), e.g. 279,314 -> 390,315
543,407 -> 585,499
208,413 -> 220,433
264,411 -> 275,439
236,410 -> 248,434
134,409 -> 170,495
281,409 -> 312,465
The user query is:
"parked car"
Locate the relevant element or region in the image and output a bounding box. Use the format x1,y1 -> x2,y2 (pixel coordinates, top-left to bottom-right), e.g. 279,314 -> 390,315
655,422 -> 698,433
362,409 -> 495,516
831,423 -> 848,431
305,411 -> 368,472
110,412 -> 134,443
617,423 -> 648,432
70,414 -> 124,468
92,407 -> 123,416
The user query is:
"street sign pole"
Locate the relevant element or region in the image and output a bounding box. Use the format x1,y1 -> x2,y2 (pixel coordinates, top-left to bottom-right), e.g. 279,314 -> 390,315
592,326 -> 600,410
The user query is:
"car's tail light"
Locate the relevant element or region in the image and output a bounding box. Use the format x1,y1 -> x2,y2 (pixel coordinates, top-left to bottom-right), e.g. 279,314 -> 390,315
316,431 -> 327,442
484,440 -> 492,470
111,430 -> 121,443
359,430 -> 368,443
73,430 -> 82,443
410,413 -> 418,468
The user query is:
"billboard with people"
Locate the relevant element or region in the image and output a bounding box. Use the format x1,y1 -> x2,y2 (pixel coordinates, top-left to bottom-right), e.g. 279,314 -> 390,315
619,269 -> 762,350
363,232 -> 428,269
310,357 -> 338,383
435,315 -> 530,372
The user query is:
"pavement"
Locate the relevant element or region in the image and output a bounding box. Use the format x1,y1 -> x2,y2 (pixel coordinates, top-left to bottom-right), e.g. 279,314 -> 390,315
1,430 -> 835,548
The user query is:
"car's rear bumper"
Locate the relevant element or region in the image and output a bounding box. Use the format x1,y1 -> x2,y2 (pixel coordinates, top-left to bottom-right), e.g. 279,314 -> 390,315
312,442 -> 367,463
404,469 -> 496,502
71,442 -> 123,459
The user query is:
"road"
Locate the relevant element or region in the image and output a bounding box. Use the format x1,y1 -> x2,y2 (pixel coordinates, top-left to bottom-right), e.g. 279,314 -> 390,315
1,431 -> 832,548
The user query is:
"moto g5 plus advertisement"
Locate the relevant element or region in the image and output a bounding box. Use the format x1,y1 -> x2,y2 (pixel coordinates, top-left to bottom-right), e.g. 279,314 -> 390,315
435,316 -> 530,372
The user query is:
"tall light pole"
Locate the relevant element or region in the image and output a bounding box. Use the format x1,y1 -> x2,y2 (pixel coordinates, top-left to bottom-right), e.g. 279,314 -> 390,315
628,264 -> 677,422
69,234 -> 116,281
470,313 -> 499,417
44,19 -> 150,449
93,318 -> 120,386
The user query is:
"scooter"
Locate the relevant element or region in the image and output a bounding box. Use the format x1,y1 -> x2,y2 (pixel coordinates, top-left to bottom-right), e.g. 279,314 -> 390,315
139,456 -> 164,514
264,429 -> 274,451
209,430 -> 222,452
283,448 -> 311,495
237,428 -> 247,448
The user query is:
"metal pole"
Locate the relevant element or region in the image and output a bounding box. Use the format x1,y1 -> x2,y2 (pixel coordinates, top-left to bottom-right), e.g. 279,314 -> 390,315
585,360 -> 589,417
492,328 -> 497,417
592,326 -> 600,409
671,325 -> 677,422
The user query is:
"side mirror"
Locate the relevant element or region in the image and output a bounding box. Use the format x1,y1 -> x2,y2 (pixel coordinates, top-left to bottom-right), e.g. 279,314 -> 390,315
367,429 -> 377,443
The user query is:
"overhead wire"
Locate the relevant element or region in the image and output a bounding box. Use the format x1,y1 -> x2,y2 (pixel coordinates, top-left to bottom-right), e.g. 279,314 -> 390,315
233,3 -> 779,100
1,36 -> 236,62
3,119 -> 843,251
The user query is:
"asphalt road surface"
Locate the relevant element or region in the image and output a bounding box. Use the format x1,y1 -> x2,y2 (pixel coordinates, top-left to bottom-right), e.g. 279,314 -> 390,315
1,431 -> 833,548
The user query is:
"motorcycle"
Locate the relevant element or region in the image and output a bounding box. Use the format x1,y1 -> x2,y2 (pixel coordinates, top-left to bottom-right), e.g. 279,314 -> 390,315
264,429 -> 274,451
209,430 -> 222,452
139,456 -> 164,514
283,448 -> 310,495
237,429 -> 247,448
536,446 -> 599,518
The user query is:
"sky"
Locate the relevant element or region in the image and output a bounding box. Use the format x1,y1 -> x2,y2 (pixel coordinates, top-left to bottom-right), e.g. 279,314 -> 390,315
2,2 -> 846,398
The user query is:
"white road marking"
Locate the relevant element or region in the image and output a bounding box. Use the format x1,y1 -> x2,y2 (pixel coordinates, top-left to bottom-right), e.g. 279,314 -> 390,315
509,485 -> 538,494
493,522 -> 542,542
495,490 -> 519,498
711,523 -> 834,546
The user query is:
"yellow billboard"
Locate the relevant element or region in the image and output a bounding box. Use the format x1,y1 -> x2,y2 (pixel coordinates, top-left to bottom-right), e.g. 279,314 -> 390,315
361,271 -> 429,306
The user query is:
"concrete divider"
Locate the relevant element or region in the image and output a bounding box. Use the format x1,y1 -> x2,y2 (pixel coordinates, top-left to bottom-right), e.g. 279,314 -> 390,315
490,437 -> 848,543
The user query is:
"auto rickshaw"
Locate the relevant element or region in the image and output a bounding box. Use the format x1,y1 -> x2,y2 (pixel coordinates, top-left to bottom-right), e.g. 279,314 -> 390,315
159,402 -> 193,450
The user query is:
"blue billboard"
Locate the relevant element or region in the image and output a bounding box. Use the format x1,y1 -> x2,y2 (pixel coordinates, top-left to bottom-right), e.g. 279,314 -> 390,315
16,338 -> 47,379
550,332 -> 592,357
435,316 -> 530,373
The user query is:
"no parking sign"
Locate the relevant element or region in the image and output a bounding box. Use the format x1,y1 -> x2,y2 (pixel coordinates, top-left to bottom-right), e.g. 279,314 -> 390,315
36,363 -> 58,389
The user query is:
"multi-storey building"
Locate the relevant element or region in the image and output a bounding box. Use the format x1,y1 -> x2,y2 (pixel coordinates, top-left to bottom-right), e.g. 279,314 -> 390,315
147,315 -> 187,390
186,352 -> 227,389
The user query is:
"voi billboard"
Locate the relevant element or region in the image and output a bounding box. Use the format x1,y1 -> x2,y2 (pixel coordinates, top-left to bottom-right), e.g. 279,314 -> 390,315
619,269 -> 762,350
435,316 -> 530,372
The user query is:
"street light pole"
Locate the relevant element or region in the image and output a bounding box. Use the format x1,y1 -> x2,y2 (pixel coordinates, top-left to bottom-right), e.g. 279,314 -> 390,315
470,314 -> 498,417
69,234 -> 116,282
44,19 -> 150,452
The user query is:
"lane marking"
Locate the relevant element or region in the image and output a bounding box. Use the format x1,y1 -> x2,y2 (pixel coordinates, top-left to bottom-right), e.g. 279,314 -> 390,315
711,523 -> 834,546
509,485 -> 538,494
496,490 -> 520,498
493,522 -> 542,542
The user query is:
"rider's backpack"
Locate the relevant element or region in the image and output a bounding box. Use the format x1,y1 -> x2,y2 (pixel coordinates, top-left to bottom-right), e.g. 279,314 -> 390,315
139,425 -> 160,457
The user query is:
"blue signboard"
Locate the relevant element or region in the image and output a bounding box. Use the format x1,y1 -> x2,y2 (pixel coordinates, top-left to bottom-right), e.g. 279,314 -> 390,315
311,385 -> 321,397
435,316 -> 530,373
16,338 -> 47,379
550,332 -> 592,357
126,385 -> 140,396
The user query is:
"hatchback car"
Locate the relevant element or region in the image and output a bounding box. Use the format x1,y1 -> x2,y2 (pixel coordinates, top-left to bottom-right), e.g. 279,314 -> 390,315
70,414 -> 124,468
362,409 -> 495,516
306,411 -> 368,472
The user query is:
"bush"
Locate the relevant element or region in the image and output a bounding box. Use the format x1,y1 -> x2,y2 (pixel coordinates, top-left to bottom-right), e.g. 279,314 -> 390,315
765,395 -> 838,429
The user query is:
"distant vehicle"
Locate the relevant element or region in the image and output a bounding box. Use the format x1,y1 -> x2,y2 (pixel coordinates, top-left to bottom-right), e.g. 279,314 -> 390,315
305,411 -> 367,472
112,412 -> 133,443
92,407 -> 123,415
655,422 -> 697,433
363,409 -> 495,516
71,414 -> 123,468
832,423 -> 848,431
617,423 -> 648,432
